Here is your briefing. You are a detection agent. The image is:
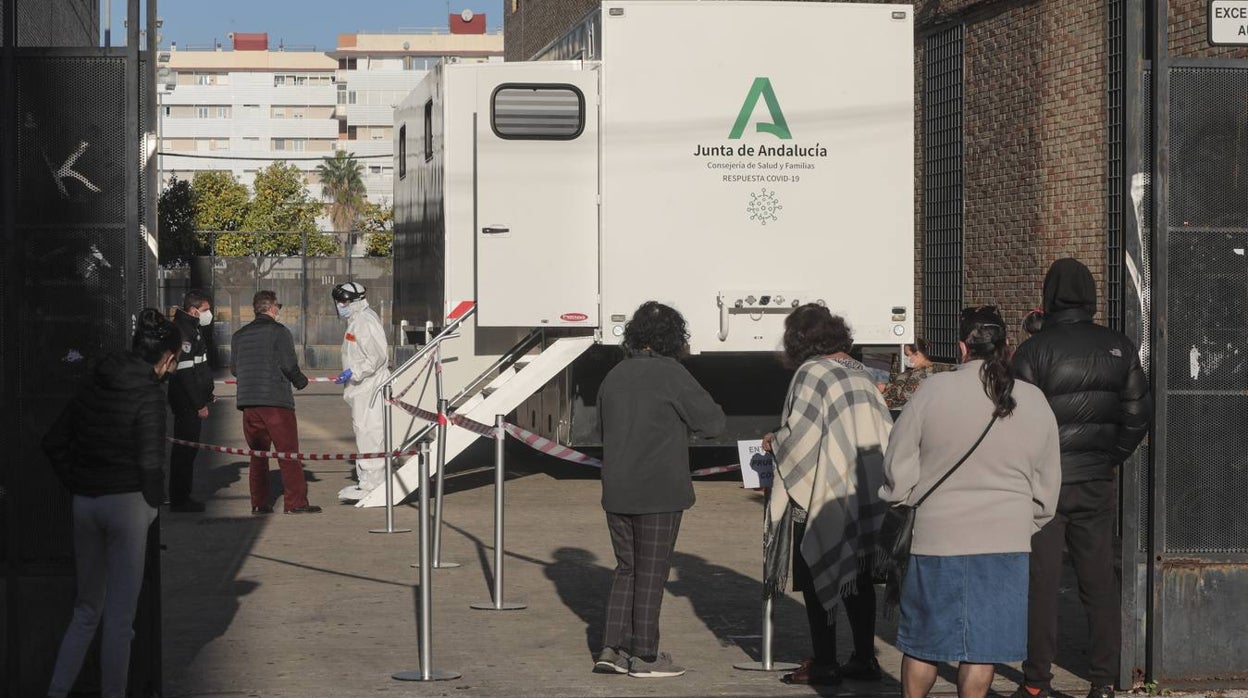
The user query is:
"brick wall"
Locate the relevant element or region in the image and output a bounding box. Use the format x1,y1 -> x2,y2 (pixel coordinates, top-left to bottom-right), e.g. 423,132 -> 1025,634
503,0 -> 600,61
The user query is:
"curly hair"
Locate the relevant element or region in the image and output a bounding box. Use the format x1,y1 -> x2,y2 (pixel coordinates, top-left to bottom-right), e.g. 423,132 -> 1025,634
782,303 -> 853,368
622,301 -> 690,358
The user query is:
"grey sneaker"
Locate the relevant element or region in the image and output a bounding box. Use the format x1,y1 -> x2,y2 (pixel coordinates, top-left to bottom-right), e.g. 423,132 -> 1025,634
628,652 -> 686,678
593,647 -> 630,675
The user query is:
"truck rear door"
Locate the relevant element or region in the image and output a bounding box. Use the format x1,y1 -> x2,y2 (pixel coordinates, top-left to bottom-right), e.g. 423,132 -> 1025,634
474,68 -> 599,328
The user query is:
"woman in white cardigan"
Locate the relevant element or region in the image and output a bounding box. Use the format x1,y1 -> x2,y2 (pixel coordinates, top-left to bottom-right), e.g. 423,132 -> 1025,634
881,305 -> 1062,698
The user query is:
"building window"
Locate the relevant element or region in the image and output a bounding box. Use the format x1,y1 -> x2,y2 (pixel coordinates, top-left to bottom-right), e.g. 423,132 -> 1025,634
338,57 -> 358,71
347,126 -> 358,141
922,25 -> 965,363
424,100 -> 434,160
369,165 -> 382,174
196,106 -> 210,119
242,137 -> 260,151
491,85 -> 584,140
216,106 -> 230,119
162,105 -> 171,117
348,91 -> 357,105
272,138 -> 307,152
212,139 -> 229,151
196,73 -> 214,85
399,125 -> 407,179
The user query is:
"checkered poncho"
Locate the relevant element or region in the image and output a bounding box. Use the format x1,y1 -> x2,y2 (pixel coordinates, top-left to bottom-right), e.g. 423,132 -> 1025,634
767,356 -> 893,612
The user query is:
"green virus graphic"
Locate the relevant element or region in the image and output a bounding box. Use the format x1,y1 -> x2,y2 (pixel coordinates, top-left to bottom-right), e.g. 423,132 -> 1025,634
747,188 -> 782,225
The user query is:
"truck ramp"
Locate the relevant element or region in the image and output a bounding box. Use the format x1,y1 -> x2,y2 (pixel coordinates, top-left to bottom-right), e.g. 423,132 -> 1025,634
356,335 -> 595,508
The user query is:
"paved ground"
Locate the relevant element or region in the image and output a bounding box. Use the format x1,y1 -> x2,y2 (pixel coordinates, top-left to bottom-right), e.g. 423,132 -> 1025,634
161,374 -> 1105,698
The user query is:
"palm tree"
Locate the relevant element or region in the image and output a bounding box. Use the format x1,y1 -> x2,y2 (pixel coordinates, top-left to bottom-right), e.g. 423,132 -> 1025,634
316,150 -> 366,233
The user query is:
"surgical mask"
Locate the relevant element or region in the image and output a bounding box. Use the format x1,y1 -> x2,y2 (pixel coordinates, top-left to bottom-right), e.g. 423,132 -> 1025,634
337,303 -> 351,319
198,309 -> 213,327
904,355 -> 917,369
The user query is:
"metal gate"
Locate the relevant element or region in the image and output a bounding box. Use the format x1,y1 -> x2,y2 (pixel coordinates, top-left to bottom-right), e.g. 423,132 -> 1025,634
1147,60 -> 1248,682
1,1 -> 160,695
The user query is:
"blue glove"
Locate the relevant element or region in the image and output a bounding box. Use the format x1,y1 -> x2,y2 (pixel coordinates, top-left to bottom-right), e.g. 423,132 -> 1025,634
333,368 -> 353,385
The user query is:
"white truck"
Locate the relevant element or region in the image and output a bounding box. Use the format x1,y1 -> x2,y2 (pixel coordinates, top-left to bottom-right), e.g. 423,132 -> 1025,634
365,0 -> 914,508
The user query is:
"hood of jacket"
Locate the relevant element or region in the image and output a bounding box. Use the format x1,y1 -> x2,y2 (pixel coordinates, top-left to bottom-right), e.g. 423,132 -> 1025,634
1042,258 -> 1097,314
95,352 -> 160,392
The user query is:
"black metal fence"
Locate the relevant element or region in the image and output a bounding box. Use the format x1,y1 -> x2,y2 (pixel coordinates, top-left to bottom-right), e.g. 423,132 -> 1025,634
160,231 -> 394,370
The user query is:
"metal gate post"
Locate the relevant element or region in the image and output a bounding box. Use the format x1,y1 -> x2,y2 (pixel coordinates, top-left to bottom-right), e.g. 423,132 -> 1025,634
428,347 -> 458,567
471,415 -> 526,611
393,441 -> 460,682
733,595 -> 798,672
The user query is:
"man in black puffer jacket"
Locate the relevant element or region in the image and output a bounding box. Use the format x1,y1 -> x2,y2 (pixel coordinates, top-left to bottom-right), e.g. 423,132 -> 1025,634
1010,258 -> 1151,698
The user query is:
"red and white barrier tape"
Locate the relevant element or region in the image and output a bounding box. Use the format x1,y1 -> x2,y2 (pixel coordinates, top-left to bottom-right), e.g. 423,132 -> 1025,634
389,398 -> 740,477
167,437 -> 420,461
215,376 -> 339,385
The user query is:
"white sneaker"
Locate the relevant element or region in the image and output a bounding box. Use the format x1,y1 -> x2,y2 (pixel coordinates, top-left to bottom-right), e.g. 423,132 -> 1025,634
337,485 -> 368,501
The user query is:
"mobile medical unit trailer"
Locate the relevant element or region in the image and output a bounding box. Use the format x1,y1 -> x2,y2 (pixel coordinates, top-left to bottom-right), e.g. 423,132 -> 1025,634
366,0 -> 914,507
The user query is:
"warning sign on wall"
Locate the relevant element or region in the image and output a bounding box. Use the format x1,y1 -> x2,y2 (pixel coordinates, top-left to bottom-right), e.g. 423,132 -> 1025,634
1210,1 -> 1248,45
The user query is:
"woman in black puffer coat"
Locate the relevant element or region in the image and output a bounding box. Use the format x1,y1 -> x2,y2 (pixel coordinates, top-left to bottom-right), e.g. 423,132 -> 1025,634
43,308 -> 181,698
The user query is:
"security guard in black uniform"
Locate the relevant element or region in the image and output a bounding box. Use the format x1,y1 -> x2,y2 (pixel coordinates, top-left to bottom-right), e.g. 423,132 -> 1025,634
168,289 -> 216,513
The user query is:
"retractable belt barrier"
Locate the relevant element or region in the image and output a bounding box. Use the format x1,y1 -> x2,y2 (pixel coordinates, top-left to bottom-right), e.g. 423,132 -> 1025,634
166,393 -> 743,478
387,398 -> 742,478
166,438 -> 421,462
214,376 -> 339,385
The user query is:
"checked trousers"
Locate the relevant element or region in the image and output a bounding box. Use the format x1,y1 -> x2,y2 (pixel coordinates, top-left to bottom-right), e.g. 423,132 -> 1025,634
602,510 -> 683,660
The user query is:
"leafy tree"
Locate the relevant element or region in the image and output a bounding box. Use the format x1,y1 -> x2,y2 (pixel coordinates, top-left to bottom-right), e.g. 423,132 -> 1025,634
191,170 -> 250,233
316,150 -> 366,234
157,175 -> 200,266
361,200 -> 394,257
211,162 -> 338,257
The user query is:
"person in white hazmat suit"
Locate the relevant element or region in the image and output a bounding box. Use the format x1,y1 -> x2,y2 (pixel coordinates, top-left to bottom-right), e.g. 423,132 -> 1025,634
331,282 -> 392,502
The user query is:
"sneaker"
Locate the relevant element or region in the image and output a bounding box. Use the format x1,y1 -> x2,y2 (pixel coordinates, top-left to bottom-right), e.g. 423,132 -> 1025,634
1087,686 -> 1115,698
593,647 -> 630,675
1010,685 -> 1051,698
839,653 -> 883,681
251,506 -> 274,515
168,499 -> 206,513
337,485 -> 368,501
628,652 -> 685,678
285,504 -> 323,514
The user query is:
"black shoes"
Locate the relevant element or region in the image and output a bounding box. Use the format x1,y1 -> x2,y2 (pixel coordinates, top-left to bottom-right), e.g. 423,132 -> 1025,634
839,653 -> 883,681
285,504 -> 323,514
1087,686 -> 1115,698
1010,685 -> 1051,698
251,506 -> 274,515
168,499 -> 206,513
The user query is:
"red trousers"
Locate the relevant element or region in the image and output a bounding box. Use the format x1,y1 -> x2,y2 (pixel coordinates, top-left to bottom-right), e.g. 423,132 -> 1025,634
242,407 -> 309,511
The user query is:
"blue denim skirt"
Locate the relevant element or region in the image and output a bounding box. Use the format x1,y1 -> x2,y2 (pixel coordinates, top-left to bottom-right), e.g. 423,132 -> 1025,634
896,552 -> 1029,663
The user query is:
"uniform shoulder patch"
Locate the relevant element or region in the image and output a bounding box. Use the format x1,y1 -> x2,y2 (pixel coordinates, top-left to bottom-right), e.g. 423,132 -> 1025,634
345,332 -> 357,342
1109,348 -> 1123,357
181,341 -> 193,355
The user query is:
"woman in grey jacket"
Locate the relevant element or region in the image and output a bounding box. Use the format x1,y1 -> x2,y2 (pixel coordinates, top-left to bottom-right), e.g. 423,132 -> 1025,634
592,301 -> 726,679
881,306 -> 1062,698
43,309 -> 181,698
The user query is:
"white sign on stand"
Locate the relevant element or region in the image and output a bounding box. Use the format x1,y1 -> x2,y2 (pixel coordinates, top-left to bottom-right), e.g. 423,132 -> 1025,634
737,440 -> 775,490
1210,1 -> 1248,45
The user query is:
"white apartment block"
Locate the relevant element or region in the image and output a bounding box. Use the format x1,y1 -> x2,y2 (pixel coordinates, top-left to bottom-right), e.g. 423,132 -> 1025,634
159,37 -> 339,195
158,16 -> 503,223
332,17 -> 503,203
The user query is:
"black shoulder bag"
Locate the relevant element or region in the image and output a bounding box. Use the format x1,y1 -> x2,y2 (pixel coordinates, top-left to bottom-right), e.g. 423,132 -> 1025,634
878,414 -> 998,609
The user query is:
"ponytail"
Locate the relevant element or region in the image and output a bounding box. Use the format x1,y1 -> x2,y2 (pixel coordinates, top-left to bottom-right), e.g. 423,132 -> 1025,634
132,308 -> 181,365
959,305 -> 1017,418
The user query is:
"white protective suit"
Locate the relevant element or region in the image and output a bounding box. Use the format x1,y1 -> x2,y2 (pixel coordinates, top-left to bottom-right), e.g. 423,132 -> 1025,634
340,298 -> 391,492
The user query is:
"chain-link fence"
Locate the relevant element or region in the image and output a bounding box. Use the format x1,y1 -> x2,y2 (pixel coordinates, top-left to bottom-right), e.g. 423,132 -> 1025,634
159,231 -> 394,370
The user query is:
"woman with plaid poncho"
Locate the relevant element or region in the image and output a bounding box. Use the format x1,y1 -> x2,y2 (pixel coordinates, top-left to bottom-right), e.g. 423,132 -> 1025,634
763,304 -> 893,686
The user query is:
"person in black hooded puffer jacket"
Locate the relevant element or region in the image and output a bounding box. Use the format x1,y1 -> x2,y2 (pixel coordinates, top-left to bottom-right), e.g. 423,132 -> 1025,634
1009,258 -> 1151,698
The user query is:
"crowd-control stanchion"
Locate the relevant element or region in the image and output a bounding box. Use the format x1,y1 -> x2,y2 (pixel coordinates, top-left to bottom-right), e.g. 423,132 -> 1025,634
733,595 -> 798,671
370,383 -> 411,535
471,415 -> 527,611
394,440 -> 460,683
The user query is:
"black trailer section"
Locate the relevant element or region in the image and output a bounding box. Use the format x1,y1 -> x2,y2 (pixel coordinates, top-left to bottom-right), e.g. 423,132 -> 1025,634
1,0 -> 159,695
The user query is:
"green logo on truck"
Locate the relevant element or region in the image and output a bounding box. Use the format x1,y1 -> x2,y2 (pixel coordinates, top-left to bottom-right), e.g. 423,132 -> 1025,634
729,78 -> 792,140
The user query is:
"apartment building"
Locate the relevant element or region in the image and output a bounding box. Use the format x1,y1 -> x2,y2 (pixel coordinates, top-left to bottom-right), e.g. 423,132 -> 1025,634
158,16 -> 503,212
159,33 -> 338,192
331,12 -> 503,202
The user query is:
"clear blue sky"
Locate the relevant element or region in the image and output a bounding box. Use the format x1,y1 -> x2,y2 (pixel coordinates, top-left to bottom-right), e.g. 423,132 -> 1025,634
109,1 -> 504,51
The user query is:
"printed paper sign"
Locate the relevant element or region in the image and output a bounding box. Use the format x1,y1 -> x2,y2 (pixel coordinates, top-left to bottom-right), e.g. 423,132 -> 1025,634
737,440 -> 775,490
